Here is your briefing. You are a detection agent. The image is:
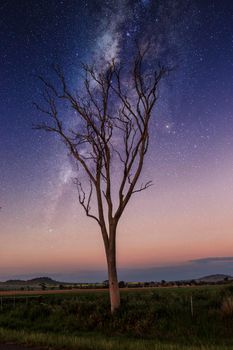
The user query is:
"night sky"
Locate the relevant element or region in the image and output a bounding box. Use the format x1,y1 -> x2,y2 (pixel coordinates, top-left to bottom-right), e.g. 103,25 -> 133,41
1,0 -> 233,282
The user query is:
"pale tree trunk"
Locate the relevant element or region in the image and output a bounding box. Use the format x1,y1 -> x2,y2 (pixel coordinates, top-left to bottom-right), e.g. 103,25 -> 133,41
107,250 -> 120,313
105,225 -> 120,313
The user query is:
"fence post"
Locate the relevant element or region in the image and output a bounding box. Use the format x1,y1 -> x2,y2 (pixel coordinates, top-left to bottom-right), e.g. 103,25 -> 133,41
190,295 -> 193,317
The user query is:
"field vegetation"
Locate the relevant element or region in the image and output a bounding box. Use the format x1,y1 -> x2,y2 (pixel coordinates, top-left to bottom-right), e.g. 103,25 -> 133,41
0,285 -> 233,349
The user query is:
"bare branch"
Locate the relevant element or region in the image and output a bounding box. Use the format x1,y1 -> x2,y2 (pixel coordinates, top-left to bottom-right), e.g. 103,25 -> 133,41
132,181 -> 153,194
35,44 -> 169,245
74,178 -> 100,225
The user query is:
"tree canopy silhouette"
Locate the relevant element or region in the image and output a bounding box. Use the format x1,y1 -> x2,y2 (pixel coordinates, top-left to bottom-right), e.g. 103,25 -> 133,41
35,45 -> 169,313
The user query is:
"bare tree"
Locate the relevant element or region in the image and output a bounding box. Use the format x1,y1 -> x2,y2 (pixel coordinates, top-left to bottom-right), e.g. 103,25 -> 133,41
34,46 -> 169,313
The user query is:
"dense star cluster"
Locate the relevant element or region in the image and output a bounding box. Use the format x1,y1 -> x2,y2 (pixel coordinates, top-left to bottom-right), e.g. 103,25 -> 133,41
1,0 -> 233,281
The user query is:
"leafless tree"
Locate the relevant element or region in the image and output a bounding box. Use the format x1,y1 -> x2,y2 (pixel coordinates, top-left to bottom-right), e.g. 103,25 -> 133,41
34,46 -> 169,313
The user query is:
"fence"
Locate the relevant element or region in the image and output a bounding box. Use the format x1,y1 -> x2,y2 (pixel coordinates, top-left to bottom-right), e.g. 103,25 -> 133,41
0,295 -> 49,310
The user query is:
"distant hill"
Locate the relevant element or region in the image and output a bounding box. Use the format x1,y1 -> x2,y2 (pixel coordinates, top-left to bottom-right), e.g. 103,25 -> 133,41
28,277 -> 60,285
3,277 -> 61,285
196,274 -> 233,283
1,274 -> 233,288
4,279 -> 24,284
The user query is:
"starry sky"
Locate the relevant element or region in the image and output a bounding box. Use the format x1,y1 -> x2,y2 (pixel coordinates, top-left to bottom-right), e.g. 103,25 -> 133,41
1,0 -> 233,282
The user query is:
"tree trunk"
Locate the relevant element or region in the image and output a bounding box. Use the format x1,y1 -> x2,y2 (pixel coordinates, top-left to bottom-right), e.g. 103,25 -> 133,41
107,252 -> 120,313
106,226 -> 120,313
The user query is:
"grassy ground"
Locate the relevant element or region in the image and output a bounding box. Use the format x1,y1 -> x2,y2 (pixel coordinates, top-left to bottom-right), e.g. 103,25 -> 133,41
1,328 -> 233,350
0,285 -> 233,349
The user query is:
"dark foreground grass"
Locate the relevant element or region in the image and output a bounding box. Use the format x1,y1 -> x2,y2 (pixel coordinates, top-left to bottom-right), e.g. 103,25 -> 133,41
0,285 -> 233,349
1,328 -> 233,350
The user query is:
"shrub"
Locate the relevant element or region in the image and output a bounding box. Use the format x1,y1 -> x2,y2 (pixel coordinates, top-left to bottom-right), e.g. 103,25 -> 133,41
221,296 -> 233,317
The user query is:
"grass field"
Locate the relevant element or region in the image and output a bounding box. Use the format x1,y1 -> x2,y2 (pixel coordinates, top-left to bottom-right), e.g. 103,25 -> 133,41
1,328 -> 233,350
0,285 -> 233,349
